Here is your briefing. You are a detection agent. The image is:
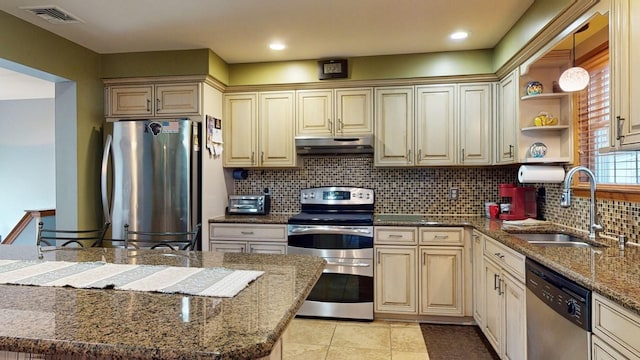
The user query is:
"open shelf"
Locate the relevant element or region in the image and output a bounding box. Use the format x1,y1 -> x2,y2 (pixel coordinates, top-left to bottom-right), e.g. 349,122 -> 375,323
521,125 -> 570,131
521,157 -> 571,163
521,93 -> 571,101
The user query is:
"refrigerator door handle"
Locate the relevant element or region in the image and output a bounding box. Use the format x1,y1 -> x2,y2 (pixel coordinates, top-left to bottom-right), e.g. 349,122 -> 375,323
101,134 -> 113,224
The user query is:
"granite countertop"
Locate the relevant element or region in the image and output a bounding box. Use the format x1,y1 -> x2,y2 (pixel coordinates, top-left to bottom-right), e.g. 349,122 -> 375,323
0,245 -> 325,359
209,214 -> 291,225
209,213 -> 640,316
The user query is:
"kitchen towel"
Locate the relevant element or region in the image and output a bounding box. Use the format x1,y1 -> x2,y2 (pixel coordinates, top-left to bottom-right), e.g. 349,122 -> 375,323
518,165 -> 565,184
0,260 -> 263,298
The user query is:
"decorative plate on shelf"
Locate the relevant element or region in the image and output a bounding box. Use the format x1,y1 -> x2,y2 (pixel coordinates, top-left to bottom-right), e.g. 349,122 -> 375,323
529,142 -> 548,158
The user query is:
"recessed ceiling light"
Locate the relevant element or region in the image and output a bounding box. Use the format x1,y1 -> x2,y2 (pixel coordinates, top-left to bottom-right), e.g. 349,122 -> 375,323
269,43 -> 286,51
450,31 -> 468,40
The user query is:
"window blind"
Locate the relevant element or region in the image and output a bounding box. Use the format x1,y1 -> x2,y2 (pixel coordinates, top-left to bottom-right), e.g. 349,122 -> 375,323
577,49 -> 640,185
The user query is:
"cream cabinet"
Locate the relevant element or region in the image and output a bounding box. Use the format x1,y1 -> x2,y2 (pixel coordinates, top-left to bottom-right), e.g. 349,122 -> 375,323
209,223 -> 287,254
481,235 -> 526,360
419,247 -> 464,316
415,85 -> 456,165
374,245 -> 418,314
107,83 -> 200,118
611,0 -> 640,149
592,293 -> 640,360
472,231 -> 485,327
374,226 -> 468,318
223,91 -> 296,168
374,87 -> 414,166
296,88 -> 372,136
495,69 -> 519,164
375,83 -> 493,166
419,227 -> 466,317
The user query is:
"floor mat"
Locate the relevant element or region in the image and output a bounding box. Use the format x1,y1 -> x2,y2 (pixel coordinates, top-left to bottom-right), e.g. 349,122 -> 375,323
420,324 -> 499,360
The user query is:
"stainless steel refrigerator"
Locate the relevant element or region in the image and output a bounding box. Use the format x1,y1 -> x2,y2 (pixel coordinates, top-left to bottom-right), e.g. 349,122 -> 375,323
101,119 -> 200,244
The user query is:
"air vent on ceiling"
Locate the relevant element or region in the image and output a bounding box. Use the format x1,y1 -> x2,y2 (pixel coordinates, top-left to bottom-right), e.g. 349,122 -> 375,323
20,5 -> 84,24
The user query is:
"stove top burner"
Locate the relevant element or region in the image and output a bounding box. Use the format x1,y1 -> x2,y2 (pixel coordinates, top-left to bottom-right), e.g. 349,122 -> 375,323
288,212 -> 374,226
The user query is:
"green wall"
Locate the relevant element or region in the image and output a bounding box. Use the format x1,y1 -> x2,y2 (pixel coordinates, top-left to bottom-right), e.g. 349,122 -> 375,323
228,50 -> 494,86
0,10 -> 102,230
493,0 -> 574,69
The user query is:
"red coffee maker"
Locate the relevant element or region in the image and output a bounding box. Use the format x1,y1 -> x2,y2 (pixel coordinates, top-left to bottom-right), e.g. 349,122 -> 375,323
498,184 -> 537,220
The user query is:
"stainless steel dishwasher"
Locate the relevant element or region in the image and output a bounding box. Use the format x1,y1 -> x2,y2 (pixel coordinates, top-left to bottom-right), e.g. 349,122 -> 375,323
525,258 -> 592,360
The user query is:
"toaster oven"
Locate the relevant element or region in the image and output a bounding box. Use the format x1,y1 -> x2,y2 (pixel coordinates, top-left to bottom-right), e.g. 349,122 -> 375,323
227,195 -> 270,215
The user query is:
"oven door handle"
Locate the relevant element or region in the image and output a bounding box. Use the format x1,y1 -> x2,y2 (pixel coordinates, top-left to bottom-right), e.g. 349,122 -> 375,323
289,226 -> 372,236
325,262 -> 371,267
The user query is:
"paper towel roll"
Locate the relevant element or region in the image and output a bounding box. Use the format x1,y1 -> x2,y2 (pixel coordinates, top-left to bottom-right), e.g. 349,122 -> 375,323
518,165 -> 565,183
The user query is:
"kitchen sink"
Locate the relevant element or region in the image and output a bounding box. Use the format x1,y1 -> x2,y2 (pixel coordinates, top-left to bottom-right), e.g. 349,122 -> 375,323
511,233 -> 605,248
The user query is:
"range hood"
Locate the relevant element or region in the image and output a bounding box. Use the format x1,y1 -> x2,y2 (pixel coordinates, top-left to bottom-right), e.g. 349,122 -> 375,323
295,135 -> 374,154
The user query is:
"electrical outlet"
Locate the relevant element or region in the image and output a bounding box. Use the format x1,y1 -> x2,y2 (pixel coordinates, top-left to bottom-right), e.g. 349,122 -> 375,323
449,187 -> 459,200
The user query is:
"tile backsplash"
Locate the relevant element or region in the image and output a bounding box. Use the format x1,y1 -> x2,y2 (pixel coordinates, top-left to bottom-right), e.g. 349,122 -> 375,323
233,154 -> 520,214
233,154 -> 640,242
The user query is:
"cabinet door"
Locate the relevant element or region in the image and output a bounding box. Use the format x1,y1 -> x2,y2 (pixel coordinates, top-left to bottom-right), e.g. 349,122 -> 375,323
335,88 -> 373,135
415,85 -> 456,165
296,90 -> 333,136
593,335 -> 630,360
472,232 -> 485,326
374,87 -> 414,166
419,247 -> 464,316
496,69 -> 519,164
248,242 -> 286,255
109,85 -> 153,117
612,0 -> 640,148
224,93 -> 258,167
210,241 -> 247,253
374,246 -> 417,314
155,84 -> 200,115
459,83 -> 492,165
483,258 -> 502,354
502,272 -> 526,360
260,91 -> 296,167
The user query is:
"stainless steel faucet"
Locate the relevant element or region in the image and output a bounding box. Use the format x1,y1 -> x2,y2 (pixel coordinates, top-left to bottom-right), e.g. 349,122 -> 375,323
561,166 -> 603,240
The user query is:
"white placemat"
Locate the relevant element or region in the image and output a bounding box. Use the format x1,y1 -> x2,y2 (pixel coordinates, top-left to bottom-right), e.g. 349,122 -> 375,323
0,260 -> 263,298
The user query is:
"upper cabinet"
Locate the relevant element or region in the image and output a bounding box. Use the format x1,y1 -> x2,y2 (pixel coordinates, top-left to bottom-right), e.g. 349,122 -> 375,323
374,87 -> 415,166
106,82 -> 201,119
224,91 -> 296,168
375,83 -> 494,167
517,51 -> 574,163
611,0 -> 640,149
495,69 -> 519,165
296,88 -> 373,136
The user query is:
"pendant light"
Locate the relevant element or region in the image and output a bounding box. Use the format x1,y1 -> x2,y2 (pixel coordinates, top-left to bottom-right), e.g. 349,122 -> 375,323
559,25 -> 590,92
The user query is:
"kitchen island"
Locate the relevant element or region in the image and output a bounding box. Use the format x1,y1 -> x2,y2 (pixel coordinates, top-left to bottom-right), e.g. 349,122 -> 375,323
0,245 -> 325,359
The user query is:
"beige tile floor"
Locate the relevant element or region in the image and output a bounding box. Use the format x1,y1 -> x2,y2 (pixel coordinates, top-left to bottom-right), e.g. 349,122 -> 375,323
283,318 -> 430,360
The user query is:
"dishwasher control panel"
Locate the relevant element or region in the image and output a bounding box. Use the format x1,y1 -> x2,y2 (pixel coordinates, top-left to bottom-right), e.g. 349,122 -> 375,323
525,258 -> 591,331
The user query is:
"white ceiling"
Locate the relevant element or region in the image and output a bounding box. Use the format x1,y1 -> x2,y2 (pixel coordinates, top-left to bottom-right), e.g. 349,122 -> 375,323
0,0 -> 534,64
0,0 -> 537,99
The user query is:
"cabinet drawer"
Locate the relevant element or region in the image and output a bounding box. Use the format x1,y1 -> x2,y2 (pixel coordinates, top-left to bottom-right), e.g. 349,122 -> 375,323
420,227 -> 464,245
483,237 -> 524,281
209,224 -> 286,241
375,227 -> 418,245
593,293 -> 640,359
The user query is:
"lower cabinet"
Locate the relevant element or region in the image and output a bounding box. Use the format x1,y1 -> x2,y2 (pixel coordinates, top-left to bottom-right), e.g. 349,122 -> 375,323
209,223 -> 287,254
472,231 -> 485,326
592,293 -> 640,360
481,235 -> 526,360
374,246 -> 418,314
419,247 -> 464,316
374,226 -> 468,318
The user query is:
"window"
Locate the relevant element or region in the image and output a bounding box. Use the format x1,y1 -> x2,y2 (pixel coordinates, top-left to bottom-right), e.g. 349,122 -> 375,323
576,47 -> 640,187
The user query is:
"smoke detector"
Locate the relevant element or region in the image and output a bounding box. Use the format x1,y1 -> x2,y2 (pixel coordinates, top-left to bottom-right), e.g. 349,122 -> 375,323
20,5 -> 84,24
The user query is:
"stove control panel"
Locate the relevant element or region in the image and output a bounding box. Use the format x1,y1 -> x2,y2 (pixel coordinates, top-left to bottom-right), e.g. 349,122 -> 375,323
300,187 -> 374,205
